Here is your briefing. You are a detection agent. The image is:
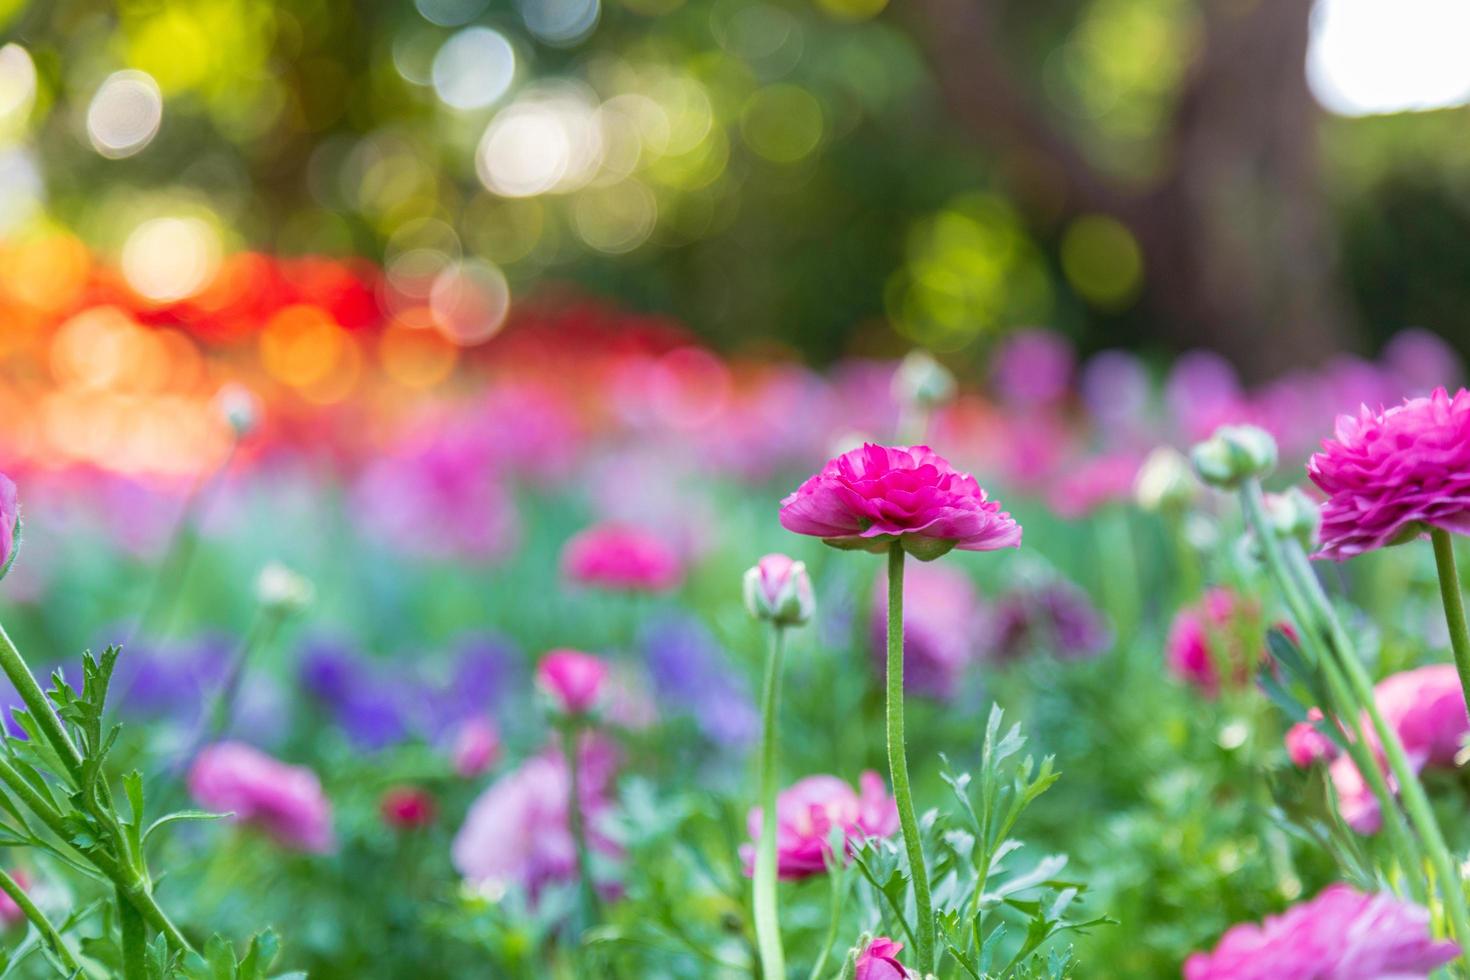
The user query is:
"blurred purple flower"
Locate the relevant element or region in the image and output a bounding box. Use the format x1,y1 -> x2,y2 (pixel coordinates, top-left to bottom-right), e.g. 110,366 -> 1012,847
991,329 -> 1074,408
642,614 -> 758,746
871,561 -> 982,699
1080,349 -> 1150,436
299,639 -> 413,751
987,581 -> 1111,662
1385,327 -> 1463,395
1166,350 -> 1246,441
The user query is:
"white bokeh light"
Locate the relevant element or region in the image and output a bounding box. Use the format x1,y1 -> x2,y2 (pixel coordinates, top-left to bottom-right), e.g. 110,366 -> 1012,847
121,217 -> 221,303
475,84 -> 603,197
429,259 -> 511,345
0,44 -> 37,132
518,0 -> 600,47
86,70 -> 164,158
1308,0 -> 1470,116
0,148 -> 42,233
432,27 -> 516,111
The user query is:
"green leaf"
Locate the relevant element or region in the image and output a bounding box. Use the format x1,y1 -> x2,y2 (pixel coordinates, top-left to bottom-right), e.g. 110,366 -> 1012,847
143,810 -> 229,848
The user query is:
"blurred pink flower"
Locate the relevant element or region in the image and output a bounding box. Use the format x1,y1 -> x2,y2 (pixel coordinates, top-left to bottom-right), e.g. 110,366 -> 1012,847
188,742 -> 334,853
871,561 -> 982,699
1165,589 -> 1265,697
742,771 -> 898,880
0,869 -> 28,927
855,937 -> 909,980
561,522 -> 683,592
1309,388 -> 1470,560
991,329 -> 1074,408
451,717 -> 500,778
1183,883 -> 1458,979
451,741 -> 618,899
1046,452 -> 1144,519
379,786 -> 437,830
0,474 -> 16,572
1285,709 -> 1337,768
779,444 -> 1021,561
536,650 -> 609,715
1385,328 -> 1463,396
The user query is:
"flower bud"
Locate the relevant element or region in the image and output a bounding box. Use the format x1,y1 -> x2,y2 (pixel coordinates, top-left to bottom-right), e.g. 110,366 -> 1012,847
0,474 -> 18,582
743,553 -> 815,627
1134,447 -> 1198,513
1264,487 -> 1323,551
255,562 -> 315,614
1189,425 -> 1278,488
536,649 -> 607,716
892,350 -> 956,410
380,785 -> 437,830
214,383 -> 261,439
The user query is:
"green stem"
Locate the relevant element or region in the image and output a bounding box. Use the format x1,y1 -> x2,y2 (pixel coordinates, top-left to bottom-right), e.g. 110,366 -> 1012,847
1431,529 -> 1470,711
0,623 -> 85,784
885,543 -> 934,975
117,884 -> 147,980
562,724 -> 599,933
0,868 -> 81,975
753,626 -> 786,980
807,868 -> 847,980
1282,539 -> 1470,950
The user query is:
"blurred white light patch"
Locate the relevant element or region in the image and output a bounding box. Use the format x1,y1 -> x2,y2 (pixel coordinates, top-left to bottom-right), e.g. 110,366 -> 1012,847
433,27 -> 516,110
1309,0 -> 1470,115
415,0 -> 489,27
121,217 -> 221,303
574,181 -> 656,254
429,259 -> 511,345
0,44 -> 38,134
87,71 -> 164,158
0,148 -> 42,233
518,0 -> 600,47
476,84 -> 604,197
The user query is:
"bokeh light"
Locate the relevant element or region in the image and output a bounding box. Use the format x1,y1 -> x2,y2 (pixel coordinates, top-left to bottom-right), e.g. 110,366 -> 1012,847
432,27 -> 516,111
518,0 -> 601,47
475,84 -> 603,197
1060,214 -> 1144,310
86,70 -> 164,159
121,216 -> 222,304
428,259 -> 511,345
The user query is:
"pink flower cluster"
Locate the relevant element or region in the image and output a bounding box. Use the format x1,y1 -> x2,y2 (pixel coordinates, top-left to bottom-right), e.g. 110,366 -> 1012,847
1288,664 -> 1470,833
780,444 -> 1020,560
561,522 -> 684,592
188,742 -> 334,853
743,771 -> 898,880
1309,387 -> 1470,560
1184,884 -> 1459,979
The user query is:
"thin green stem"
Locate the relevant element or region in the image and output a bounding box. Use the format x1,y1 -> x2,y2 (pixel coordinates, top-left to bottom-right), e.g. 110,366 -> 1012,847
807,868 -> 847,980
1431,529 -> 1470,711
0,623 -> 85,784
562,724 -> 599,933
117,884 -> 147,980
753,626 -> 786,980
885,543 -> 934,975
0,868 -> 81,975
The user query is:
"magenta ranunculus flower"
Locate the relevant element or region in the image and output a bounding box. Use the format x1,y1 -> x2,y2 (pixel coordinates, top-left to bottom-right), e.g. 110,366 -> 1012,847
855,936 -> 909,980
1308,387 -> 1470,561
1184,883 -> 1459,979
0,474 -> 18,575
743,553 -> 816,627
871,561 -> 981,699
188,742 -> 334,853
536,649 -> 608,716
561,522 -> 684,592
742,771 -> 899,880
1165,589 -> 1267,697
779,444 -> 1021,561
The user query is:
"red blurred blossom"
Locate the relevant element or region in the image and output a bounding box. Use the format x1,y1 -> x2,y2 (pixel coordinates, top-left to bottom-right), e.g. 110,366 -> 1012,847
561,522 -> 683,592
1184,883 -> 1458,979
1309,388 -> 1470,561
780,444 -> 1021,561
188,742 -> 334,853
742,771 -> 899,880
536,649 -> 609,716
855,937 -> 910,980
380,786 -> 437,830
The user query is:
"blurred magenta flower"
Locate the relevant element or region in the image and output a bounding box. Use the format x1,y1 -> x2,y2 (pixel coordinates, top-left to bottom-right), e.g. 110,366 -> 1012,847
380,786 -> 437,831
561,522 -> 683,592
1183,883 -> 1459,979
1046,452 -> 1144,519
0,473 -> 16,574
990,329 -> 1074,408
451,717 -> 501,778
780,444 -> 1021,561
451,740 -> 619,900
188,742 -> 334,853
855,937 -> 909,980
1166,350 -> 1246,442
743,553 -> 815,627
0,869 -> 29,927
1385,328 -> 1464,395
742,771 -> 898,880
871,562 -> 982,699
1165,589 -> 1267,697
1309,388 -> 1470,560
1285,709 -> 1337,768
536,650 -> 608,716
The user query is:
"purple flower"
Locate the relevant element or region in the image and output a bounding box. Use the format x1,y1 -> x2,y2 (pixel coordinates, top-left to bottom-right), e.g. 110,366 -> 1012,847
871,561 -> 982,699
988,581 -> 1111,661
990,329 -> 1074,408
298,639 -> 412,751
642,614 -> 758,746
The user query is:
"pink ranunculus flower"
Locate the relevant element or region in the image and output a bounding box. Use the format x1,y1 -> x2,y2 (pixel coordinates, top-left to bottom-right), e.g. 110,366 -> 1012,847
871,561 -> 982,699
536,649 -> 609,716
188,742 -> 334,853
561,522 -> 684,592
742,771 -> 899,880
450,717 -> 501,778
1285,709 -> 1338,768
1308,387 -> 1470,561
779,444 -> 1021,561
0,474 -> 17,574
856,936 -> 910,980
451,741 -> 619,900
1164,588 -> 1267,697
743,553 -> 816,627
0,869 -> 29,927
1183,883 -> 1459,979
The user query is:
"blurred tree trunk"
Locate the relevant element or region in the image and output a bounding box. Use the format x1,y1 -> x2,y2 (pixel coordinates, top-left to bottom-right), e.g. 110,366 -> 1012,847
911,0 -> 1356,380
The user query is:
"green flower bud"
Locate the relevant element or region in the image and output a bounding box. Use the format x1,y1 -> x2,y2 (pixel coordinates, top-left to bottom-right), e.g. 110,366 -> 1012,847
1189,425 -> 1278,488
1264,486 -> 1323,551
1134,447 -> 1199,513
